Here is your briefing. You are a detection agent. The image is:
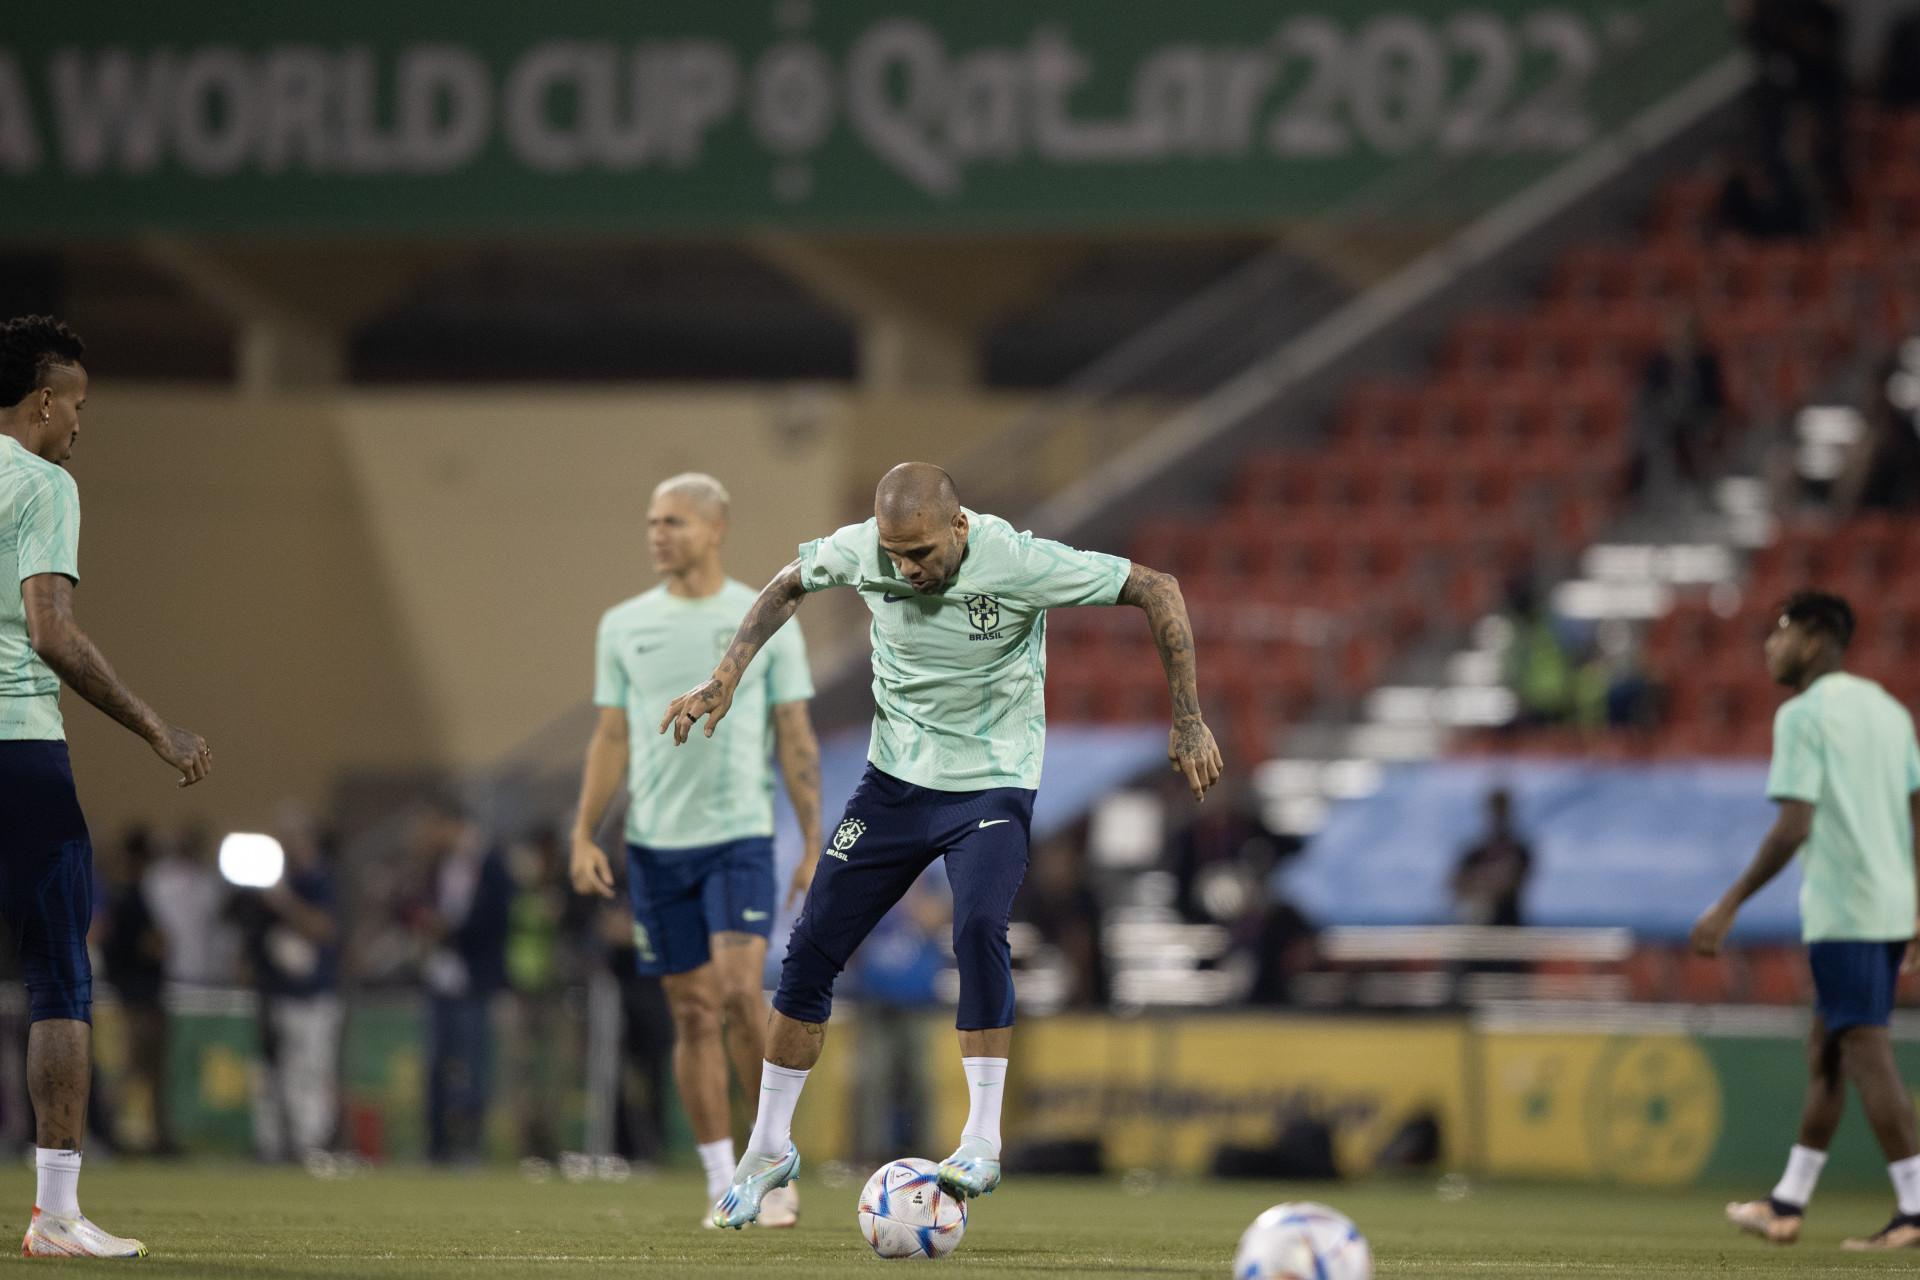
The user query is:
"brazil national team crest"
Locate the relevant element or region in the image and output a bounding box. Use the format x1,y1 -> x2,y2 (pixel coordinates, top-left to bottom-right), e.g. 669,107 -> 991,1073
965,594 -> 1002,640
829,818 -> 865,860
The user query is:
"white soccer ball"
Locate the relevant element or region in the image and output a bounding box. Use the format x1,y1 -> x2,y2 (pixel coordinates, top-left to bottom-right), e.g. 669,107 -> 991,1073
856,1158 -> 967,1260
1233,1202 -> 1372,1280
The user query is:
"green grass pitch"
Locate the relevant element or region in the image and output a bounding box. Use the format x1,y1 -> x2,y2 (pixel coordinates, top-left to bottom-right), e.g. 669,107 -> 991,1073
2,1164 -> 1918,1276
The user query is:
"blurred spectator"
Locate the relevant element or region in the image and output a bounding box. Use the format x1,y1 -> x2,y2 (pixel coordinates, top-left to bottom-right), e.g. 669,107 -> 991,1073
1241,834 -> 1319,1006
96,827 -> 173,1154
848,866 -> 951,1162
503,829 -> 580,1160
1631,309 -> 1726,504
599,894 -> 674,1168
1574,619 -> 1658,733
1836,355 -> 1920,515
1014,833 -> 1104,1007
406,796 -> 513,1164
1450,789 -> 1533,927
1737,0 -> 1847,210
229,805 -> 342,1165
1879,13 -> 1920,106
144,820 -> 237,986
1506,585 -> 1575,725
1720,154 -> 1817,238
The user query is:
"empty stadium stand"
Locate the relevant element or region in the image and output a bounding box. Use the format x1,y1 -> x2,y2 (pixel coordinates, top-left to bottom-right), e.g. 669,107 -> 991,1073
1049,105 -> 1920,766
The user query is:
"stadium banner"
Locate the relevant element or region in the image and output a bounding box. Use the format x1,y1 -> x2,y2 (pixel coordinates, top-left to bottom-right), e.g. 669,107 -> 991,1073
1481,1031 -> 1920,1185
1010,1014 -> 1473,1175
0,0 -> 1733,235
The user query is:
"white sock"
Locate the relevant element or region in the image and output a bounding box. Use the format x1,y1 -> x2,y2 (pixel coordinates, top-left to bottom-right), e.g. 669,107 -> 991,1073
697,1138 -> 735,1202
960,1056 -> 1009,1156
34,1149 -> 80,1218
746,1063 -> 809,1159
1773,1144 -> 1827,1209
1891,1153 -> 1920,1216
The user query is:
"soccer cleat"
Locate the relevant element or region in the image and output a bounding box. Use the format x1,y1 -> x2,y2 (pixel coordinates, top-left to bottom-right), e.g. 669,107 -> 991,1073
711,1144 -> 800,1230
1726,1198 -> 1801,1244
756,1183 -> 800,1229
1842,1213 -> 1920,1250
936,1135 -> 1001,1200
21,1208 -> 149,1258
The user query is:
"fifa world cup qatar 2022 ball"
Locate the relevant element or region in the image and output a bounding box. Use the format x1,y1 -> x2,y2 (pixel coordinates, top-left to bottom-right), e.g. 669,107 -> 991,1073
1233,1202 -> 1372,1280
856,1158 -> 967,1260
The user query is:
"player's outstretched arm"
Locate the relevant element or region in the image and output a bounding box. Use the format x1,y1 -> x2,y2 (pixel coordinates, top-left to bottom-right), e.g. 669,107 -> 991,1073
773,699 -> 823,909
1689,798 -> 1813,956
22,573 -> 210,786
570,706 -> 629,898
660,558 -> 806,745
1116,561 -> 1223,802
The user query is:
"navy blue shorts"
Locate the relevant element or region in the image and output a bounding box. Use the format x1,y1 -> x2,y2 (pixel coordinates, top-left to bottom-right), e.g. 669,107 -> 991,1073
0,741 -> 94,1023
625,836 -> 776,977
1809,940 -> 1907,1032
775,764 -> 1034,1031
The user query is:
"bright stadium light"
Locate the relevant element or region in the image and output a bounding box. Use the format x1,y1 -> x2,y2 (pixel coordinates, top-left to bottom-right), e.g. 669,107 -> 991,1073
218,832 -> 285,889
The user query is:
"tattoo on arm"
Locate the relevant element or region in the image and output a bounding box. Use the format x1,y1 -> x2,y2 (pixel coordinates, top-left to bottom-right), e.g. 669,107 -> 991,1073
1118,562 -> 1203,729
712,561 -> 807,690
24,576 -> 159,742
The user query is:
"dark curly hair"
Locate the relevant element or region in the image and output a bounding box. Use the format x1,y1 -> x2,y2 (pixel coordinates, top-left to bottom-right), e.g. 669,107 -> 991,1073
0,315 -> 85,409
1780,588 -> 1855,650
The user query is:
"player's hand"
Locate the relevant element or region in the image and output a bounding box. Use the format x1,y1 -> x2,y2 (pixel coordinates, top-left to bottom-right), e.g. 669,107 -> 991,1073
660,676 -> 736,745
786,851 -> 819,911
570,831 -> 616,899
150,723 -> 211,787
1168,716 -> 1223,802
1904,936 -> 1920,976
1688,901 -> 1735,957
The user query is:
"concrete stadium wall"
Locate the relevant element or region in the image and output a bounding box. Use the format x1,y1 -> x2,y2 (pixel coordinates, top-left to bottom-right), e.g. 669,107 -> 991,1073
57,382 -> 1027,840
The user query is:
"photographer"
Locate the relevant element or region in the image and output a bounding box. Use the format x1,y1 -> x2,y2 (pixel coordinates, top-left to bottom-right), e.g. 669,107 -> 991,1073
229,806 -> 341,1166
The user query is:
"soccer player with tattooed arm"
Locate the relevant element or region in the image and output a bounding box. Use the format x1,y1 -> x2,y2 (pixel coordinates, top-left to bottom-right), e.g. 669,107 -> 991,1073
1,316 -> 211,1258
659,461 -> 1222,1229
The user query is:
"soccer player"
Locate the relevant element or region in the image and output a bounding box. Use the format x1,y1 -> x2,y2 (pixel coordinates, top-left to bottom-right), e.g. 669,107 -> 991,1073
569,473 -> 821,1226
0,316 -> 211,1257
1693,590 -> 1920,1250
663,462 -> 1222,1228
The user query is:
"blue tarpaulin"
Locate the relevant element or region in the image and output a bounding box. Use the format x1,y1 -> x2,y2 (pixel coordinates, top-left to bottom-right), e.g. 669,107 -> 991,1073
1286,759 -> 1803,940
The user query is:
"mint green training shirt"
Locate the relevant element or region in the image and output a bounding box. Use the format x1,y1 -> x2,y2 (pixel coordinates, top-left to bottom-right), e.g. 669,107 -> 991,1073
0,435 -> 79,741
798,509 -> 1132,792
1767,671 -> 1920,942
595,579 -> 813,851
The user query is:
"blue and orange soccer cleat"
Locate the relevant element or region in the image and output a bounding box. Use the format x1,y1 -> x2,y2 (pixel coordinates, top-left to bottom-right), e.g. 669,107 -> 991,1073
712,1144 -> 801,1230
936,1135 -> 1001,1200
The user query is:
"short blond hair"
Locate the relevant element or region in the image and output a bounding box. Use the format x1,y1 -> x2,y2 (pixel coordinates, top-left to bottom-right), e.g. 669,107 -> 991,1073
652,472 -> 730,521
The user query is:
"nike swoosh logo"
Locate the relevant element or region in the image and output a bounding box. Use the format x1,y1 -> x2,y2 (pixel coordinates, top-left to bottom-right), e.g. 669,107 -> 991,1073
742,909 -> 770,921
882,593 -> 911,603
978,819 -> 1010,829
975,1081 -> 994,1087
761,1085 -> 780,1092
633,643 -> 660,655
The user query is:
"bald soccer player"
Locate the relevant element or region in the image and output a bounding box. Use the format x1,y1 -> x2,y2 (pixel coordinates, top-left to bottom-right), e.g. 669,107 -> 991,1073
662,462 -> 1222,1228
571,473 -> 821,1227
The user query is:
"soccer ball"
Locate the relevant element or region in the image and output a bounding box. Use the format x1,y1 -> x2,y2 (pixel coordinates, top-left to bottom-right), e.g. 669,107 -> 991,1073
1233,1202 -> 1372,1280
856,1158 -> 967,1260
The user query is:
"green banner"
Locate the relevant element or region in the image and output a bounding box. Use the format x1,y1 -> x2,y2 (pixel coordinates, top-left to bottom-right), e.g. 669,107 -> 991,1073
0,0 -> 1733,236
